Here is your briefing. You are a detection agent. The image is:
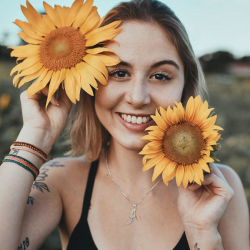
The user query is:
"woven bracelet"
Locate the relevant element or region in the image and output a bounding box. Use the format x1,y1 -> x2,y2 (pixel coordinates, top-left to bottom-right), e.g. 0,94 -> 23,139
2,154 -> 40,181
12,141 -> 47,159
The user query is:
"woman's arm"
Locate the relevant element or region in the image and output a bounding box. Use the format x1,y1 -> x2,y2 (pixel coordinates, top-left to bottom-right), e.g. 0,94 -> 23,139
216,164 -> 249,250
0,126 -> 58,250
177,163 -> 249,250
183,164 -> 249,250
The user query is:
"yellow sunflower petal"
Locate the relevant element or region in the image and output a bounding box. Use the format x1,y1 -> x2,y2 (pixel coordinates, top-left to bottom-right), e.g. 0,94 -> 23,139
18,32 -> 42,44
46,69 -> 66,108
198,159 -> 210,173
142,153 -> 165,171
21,2 -> 50,35
64,68 -> 76,104
163,166 -> 177,186
185,96 -> 194,121
86,47 -> 119,58
9,44 -> 40,58
41,14 -> 56,30
79,7 -> 100,35
73,0 -> 94,29
84,62 -> 107,86
86,28 -> 123,47
27,69 -> 52,97
18,67 -> 45,88
43,2 -> 61,28
94,54 -> 121,67
151,109 -> 167,131
75,63 -> 94,96
152,159 -> 168,181
175,165 -> 184,187
67,0 -> 84,26
10,55 -> 40,76
83,54 -> 108,79
13,20 -> 43,40
55,5 -> 67,27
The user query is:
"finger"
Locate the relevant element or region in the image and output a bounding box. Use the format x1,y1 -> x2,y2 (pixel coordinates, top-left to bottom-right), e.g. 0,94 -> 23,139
209,163 -> 227,183
27,85 -> 58,106
188,171 -> 232,198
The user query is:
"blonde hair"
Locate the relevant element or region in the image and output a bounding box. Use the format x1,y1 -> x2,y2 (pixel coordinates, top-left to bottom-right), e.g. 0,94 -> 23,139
64,0 -> 208,161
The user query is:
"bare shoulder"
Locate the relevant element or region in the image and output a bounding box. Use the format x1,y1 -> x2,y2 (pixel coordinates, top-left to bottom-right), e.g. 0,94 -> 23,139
40,156 -> 92,193
214,163 -> 250,249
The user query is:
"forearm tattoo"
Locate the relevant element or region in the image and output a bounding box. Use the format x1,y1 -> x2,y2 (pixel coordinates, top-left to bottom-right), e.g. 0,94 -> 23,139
17,237 -> 29,250
31,160 -> 65,193
11,149 -> 19,155
27,196 -> 35,205
194,243 -> 200,250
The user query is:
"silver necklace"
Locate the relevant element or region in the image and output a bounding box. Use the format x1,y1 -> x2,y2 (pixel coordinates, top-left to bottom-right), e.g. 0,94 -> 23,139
105,146 -> 162,225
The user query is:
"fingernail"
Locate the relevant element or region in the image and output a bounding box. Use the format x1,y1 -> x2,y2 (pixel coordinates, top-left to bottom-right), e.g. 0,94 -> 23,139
56,102 -> 59,106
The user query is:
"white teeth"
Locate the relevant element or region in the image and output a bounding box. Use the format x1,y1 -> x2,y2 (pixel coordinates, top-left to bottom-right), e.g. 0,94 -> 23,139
136,117 -> 142,124
132,116 -> 136,123
120,113 -> 151,124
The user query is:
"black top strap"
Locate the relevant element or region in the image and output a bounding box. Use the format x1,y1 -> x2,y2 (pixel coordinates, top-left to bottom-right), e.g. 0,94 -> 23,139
82,159 -> 99,220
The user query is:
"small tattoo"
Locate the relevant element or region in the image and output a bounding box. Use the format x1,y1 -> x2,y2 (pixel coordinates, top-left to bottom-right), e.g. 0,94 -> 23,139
32,168 -> 50,192
12,149 -> 19,155
31,160 -> 64,193
42,160 -> 65,168
27,196 -> 35,205
17,237 -> 29,250
194,243 -> 200,250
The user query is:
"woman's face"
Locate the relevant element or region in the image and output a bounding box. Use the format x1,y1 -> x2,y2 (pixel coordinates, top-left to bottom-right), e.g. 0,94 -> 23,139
95,21 -> 185,151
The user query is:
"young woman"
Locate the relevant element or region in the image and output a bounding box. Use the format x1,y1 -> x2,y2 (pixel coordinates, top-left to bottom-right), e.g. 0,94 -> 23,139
0,0 -> 249,249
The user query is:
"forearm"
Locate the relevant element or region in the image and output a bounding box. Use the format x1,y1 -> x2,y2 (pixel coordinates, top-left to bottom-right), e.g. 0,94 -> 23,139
0,126 -> 52,249
184,226 -> 224,250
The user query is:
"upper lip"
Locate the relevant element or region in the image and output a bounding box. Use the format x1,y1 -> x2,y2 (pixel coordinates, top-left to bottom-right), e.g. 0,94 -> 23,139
117,112 -> 154,117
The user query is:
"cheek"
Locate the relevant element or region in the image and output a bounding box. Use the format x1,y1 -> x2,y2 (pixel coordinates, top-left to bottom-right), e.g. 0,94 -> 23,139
94,82 -> 121,119
152,80 -> 184,108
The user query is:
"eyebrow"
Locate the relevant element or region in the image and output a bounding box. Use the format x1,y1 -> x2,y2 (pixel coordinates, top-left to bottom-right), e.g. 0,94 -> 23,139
117,59 -> 180,70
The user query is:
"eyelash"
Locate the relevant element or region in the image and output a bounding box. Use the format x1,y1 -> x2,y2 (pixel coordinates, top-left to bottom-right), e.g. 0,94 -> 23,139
108,69 -> 172,82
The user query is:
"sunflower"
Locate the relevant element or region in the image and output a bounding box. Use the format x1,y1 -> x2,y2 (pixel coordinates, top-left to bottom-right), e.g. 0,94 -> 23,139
139,95 -> 223,188
9,0 -> 122,108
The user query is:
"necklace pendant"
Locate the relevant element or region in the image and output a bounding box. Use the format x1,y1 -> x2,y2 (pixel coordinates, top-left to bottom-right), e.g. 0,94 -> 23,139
127,205 -> 140,224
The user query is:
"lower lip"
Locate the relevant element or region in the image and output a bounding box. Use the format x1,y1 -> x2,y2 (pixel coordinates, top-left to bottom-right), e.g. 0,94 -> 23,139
116,113 -> 156,132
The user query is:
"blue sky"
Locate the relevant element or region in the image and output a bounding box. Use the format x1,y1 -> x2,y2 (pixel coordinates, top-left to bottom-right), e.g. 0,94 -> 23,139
0,0 -> 249,58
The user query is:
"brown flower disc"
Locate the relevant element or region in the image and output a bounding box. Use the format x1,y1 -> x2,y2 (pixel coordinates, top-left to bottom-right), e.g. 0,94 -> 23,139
162,122 -> 205,165
39,27 -> 86,71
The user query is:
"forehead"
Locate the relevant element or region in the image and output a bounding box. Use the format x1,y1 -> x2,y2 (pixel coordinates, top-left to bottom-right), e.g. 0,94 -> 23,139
105,21 -> 183,68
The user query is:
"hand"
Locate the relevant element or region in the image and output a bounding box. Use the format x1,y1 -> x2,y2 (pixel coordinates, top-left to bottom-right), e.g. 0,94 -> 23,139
177,163 -> 235,230
20,83 -> 72,148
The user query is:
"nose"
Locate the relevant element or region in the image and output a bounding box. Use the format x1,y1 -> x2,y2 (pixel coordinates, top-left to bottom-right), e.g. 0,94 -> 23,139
125,77 -> 151,108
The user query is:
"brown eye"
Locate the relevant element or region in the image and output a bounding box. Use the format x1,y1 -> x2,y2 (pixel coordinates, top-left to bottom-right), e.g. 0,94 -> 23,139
151,73 -> 172,82
109,69 -> 129,79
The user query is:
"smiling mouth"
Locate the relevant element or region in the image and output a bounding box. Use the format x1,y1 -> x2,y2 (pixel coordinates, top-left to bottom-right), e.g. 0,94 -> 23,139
118,112 -> 153,124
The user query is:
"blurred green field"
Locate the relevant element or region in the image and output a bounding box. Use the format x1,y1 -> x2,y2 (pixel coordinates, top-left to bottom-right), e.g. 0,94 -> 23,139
0,59 -> 249,249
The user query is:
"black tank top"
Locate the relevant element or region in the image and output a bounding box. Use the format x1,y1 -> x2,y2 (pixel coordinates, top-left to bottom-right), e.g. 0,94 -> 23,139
66,159 -> 190,250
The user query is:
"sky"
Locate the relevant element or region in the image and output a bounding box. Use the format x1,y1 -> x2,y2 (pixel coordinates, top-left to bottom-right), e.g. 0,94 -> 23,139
0,0 -> 249,58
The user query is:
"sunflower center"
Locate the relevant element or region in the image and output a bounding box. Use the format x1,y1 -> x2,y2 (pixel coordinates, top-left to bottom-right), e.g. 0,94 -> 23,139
162,122 -> 205,165
39,27 -> 86,71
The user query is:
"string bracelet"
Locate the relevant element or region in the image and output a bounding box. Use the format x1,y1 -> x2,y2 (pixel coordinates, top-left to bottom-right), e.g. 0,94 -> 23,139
12,141 -> 48,159
2,154 -> 39,180
10,145 -> 52,162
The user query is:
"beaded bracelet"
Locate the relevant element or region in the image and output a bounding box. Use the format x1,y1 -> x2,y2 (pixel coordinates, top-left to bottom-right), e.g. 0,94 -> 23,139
12,141 -> 47,159
2,154 -> 39,180
10,145 -> 51,162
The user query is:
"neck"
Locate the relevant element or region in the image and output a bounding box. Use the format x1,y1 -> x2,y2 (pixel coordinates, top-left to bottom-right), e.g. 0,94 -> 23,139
104,138 -> 161,191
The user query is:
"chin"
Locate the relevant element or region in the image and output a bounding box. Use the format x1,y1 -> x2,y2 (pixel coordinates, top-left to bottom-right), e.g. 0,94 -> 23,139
113,135 -> 147,152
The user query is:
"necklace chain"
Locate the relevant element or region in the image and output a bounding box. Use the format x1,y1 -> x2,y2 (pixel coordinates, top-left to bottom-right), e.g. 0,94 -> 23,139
105,145 -> 162,224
